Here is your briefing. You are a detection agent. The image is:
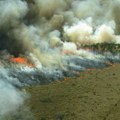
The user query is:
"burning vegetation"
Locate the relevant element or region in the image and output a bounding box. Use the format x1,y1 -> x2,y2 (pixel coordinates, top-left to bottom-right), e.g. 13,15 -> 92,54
10,57 -> 34,67
0,0 -> 120,88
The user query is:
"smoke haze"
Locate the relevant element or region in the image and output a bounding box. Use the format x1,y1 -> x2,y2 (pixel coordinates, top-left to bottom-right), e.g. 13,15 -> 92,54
0,68 -> 26,116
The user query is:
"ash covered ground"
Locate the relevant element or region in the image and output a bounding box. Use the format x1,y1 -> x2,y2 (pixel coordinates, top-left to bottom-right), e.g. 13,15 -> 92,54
0,47 -> 120,86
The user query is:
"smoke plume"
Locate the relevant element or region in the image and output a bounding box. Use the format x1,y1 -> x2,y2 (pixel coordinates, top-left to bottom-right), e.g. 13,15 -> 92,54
0,68 -> 26,116
0,0 -> 120,67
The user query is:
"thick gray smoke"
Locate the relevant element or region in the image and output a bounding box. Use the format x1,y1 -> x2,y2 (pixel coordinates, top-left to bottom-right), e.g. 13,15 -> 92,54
0,0 -> 120,118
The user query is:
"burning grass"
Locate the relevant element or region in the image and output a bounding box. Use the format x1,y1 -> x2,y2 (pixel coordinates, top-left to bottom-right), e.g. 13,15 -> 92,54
10,57 -> 34,67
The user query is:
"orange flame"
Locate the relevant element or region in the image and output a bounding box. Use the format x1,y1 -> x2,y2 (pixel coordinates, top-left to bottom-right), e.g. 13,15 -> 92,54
10,57 -> 27,64
10,57 -> 34,67
62,50 -> 75,55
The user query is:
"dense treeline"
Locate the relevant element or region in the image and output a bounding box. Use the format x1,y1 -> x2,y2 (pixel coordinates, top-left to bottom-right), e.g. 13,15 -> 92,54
82,43 -> 120,54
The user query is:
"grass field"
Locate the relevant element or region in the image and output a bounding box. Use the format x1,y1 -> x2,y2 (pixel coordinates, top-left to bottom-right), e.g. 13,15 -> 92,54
26,64 -> 120,120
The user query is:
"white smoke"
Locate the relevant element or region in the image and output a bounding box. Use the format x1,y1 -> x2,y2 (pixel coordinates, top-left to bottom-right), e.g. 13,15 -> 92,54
71,0 -> 101,19
0,0 -> 119,66
64,19 -> 93,45
64,20 -> 116,45
0,0 -> 28,29
94,24 -> 115,43
34,0 -> 67,18
0,68 -> 26,116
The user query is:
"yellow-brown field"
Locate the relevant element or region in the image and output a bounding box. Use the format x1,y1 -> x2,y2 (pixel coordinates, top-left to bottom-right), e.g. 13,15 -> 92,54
27,64 -> 120,120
